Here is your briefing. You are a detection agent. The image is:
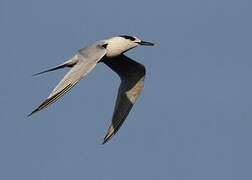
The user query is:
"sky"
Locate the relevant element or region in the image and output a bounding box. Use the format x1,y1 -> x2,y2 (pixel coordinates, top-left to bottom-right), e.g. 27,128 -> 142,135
0,0 -> 252,179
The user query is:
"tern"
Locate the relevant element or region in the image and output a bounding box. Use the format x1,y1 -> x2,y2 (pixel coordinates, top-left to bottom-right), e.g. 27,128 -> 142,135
28,35 -> 156,144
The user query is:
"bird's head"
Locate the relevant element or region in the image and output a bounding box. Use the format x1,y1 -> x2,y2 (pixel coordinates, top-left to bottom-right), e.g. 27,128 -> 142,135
103,35 -> 156,57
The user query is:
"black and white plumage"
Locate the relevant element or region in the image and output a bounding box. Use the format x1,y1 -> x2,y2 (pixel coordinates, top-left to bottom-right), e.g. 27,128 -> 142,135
28,35 -> 156,144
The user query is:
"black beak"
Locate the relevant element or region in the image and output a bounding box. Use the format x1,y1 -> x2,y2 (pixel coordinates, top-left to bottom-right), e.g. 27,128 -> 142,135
138,41 -> 157,46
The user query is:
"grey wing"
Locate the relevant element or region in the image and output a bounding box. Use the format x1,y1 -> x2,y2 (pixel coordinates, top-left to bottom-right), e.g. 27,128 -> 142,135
102,55 -> 146,144
28,45 -> 106,116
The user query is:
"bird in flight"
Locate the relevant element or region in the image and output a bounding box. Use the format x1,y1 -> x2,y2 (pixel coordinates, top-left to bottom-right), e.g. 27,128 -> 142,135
28,35 -> 156,144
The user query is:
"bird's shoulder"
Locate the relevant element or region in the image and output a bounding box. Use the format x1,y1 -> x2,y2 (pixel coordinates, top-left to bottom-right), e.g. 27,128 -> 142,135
77,41 -> 107,61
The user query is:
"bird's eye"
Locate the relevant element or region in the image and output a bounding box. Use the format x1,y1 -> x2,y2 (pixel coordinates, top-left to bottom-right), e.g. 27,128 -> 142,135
102,43 -> 108,48
119,35 -> 136,41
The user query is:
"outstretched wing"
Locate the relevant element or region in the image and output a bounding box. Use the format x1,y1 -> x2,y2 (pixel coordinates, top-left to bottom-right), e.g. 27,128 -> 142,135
102,54 -> 146,144
28,45 -> 106,116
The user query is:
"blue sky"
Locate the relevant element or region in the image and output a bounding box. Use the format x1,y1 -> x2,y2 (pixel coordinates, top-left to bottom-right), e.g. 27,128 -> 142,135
1,0 -> 252,179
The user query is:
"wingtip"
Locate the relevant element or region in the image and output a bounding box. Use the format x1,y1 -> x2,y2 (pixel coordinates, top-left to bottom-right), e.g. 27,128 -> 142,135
32,73 -> 41,77
102,137 -> 109,145
32,70 -> 48,77
27,106 -> 42,117
27,109 -> 37,117
102,132 -> 114,144
102,137 -> 107,145
27,113 -> 33,117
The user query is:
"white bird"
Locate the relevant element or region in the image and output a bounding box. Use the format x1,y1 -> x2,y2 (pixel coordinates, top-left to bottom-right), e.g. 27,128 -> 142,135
28,35 -> 156,144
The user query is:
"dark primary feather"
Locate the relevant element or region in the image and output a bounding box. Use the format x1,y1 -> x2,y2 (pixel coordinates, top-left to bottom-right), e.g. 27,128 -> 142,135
27,83 -> 76,117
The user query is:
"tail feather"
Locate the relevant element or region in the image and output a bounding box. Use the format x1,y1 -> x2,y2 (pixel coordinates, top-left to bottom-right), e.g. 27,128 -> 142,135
33,55 -> 78,76
33,64 -> 69,76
